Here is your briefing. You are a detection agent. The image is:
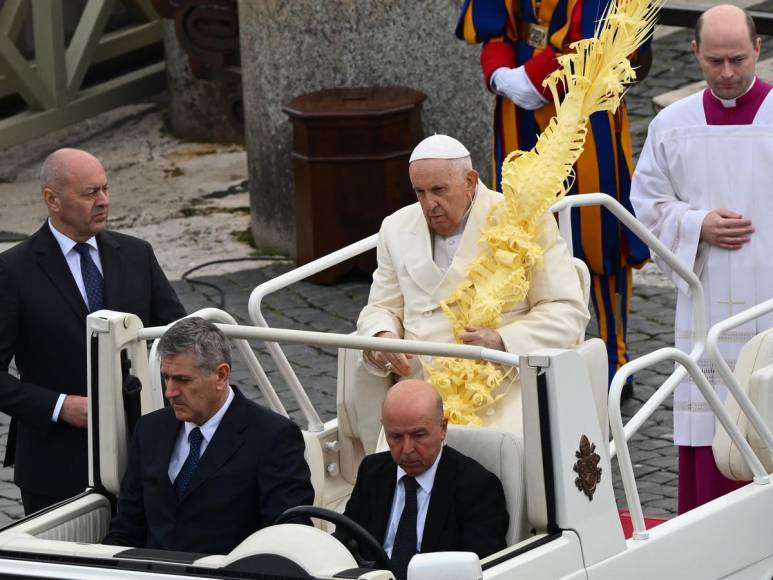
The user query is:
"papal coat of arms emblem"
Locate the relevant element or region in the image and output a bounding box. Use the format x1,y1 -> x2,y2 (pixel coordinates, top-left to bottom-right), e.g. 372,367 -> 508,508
573,434 -> 602,500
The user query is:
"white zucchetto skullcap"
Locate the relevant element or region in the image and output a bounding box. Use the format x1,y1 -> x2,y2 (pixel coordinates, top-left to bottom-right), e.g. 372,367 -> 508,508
409,134 -> 470,163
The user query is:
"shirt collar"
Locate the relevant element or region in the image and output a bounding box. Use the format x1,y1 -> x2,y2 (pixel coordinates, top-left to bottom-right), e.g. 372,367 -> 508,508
395,446 -> 444,494
48,219 -> 98,255
184,386 -> 234,443
712,76 -> 757,109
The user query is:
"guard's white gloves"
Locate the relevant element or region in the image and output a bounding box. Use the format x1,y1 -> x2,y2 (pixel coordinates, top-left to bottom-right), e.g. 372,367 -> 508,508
490,66 -> 548,110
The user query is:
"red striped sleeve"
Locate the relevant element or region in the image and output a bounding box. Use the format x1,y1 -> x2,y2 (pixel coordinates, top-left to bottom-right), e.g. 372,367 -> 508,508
480,40 -> 516,91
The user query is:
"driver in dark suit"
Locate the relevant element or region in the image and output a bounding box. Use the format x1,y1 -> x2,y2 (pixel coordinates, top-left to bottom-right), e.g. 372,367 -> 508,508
342,380 -> 508,579
103,317 -> 314,554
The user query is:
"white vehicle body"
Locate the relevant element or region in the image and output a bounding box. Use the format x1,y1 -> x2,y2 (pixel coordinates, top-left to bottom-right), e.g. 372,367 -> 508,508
0,195 -> 770,579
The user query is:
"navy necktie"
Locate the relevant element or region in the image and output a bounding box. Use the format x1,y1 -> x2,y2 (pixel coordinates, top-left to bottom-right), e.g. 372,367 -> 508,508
74,243 -> 104,313
391,476 -> 419,580
174,427 -> 204,499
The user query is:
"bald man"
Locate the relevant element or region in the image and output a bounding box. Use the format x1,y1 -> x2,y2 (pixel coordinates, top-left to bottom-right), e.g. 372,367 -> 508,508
631,5 -> 771,513
0,148 -> 185,514
341,381 -> 508,579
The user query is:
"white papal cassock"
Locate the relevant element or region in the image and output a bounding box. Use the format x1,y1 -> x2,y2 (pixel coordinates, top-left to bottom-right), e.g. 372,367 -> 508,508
631,78 -> 773,446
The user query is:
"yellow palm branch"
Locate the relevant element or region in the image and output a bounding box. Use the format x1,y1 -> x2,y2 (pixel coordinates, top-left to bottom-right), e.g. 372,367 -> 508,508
428,0 -> 662,425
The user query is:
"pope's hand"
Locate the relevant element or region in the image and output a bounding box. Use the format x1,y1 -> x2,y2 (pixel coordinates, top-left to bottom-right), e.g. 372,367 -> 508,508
490,66 -> 548,110
700,209 -> 754,250
459,326 -> 505,351
368,331 -> 413,376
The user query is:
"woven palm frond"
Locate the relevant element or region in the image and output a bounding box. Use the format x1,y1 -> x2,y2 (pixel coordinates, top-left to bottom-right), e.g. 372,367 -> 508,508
428,0 -> 663,424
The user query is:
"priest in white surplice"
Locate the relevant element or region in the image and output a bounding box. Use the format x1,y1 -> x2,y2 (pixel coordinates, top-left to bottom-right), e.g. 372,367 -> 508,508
631,4 -> 772,513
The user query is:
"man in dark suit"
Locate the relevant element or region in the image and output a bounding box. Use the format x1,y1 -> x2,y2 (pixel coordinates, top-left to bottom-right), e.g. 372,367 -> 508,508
103,317 -> 314,554
0,148 -> 185,515
342,380 -> 508,579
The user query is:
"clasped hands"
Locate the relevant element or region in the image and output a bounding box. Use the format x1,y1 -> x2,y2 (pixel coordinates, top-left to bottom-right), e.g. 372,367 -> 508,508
367,328 -> 506,377
700,208 -> 754,250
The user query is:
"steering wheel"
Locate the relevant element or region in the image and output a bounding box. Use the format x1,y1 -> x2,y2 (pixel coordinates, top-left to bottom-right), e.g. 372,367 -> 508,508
275,505 -> 392,572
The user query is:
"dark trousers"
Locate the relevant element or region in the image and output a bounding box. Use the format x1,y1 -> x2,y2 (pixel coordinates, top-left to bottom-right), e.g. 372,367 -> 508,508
21,490 -> 69,516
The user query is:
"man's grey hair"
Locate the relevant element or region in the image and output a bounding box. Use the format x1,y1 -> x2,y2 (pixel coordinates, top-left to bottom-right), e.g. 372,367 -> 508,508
158,317 -> 231,371
449,156 -> 473,177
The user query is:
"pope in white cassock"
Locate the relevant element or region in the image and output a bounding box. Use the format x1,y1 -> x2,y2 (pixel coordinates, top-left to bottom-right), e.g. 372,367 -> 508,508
631,4 -> 771,513
355,134 -> 589,450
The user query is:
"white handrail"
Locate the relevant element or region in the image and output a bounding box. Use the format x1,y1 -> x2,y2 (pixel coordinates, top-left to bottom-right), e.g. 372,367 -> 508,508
707,298 -> 773,454
139,323 -> 519,368
247,235 -> 379,431
608,347 -> 770,540
553,194 -> 707,449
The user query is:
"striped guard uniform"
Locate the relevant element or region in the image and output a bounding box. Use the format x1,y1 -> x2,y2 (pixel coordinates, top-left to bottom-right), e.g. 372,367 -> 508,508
456,0 -> 651,384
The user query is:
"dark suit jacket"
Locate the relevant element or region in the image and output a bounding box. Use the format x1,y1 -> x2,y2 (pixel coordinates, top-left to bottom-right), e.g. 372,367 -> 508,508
0,223 -> 185,498
342,446 -> 508,559
103,389 -> 315,554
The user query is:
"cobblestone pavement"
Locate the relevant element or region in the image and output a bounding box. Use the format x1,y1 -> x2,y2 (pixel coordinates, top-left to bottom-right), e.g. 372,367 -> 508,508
0,12 -> 769,526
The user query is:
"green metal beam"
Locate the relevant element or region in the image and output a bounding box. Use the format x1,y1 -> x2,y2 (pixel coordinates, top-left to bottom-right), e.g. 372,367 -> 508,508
0,0 -> 166,147
96,20 -> 163,61
122,0 -> 160,23
0,20 -> 163,100
0,0 -> 30,40
0,33 -> 51,108
66,0 -> 116,99
0,62 -> 165,149
32,0 -> 66,107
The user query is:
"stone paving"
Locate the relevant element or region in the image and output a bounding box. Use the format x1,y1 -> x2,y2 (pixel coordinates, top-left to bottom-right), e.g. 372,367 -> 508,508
1,8 -> 770,526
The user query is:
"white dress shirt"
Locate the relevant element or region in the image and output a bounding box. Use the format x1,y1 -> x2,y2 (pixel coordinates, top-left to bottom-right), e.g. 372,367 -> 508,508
431,198 -> 474,273
48,220 -> 104,305
47,220 -> 104,422
383,447 -> 444,557
168,386 -> 235,483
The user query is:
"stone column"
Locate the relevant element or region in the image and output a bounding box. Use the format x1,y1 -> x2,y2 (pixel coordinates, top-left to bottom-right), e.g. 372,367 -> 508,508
164,20 -> 243,144
239,0 -> 493,256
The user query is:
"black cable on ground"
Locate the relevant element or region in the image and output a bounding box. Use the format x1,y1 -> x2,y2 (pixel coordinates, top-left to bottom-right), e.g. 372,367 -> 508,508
181,256 -> 289,309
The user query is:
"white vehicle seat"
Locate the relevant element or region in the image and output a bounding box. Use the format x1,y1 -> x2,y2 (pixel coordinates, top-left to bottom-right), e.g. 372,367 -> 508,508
445,425 -> 529,545
302,430 -> 325,507
713,328 -> 773,481
0,494 -> 111,544
572,257 -> 591,324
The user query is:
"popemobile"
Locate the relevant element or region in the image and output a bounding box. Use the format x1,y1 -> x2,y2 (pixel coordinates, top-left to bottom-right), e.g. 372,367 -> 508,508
0,194 -> 769,579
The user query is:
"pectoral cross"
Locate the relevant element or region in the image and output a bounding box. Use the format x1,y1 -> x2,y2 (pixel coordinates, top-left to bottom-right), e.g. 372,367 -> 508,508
718,292 -> 745,317
718,256 -> 745,317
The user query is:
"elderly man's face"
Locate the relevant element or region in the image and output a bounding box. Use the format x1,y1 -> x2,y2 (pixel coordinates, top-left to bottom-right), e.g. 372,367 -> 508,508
162,351 -> 230,426
409,159 -> 478,236
692,11 -> 761,100
382,400 -> 448,477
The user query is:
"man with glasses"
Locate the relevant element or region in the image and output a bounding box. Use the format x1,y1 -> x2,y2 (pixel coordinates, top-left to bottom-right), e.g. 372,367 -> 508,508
0,148 -> 185,514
